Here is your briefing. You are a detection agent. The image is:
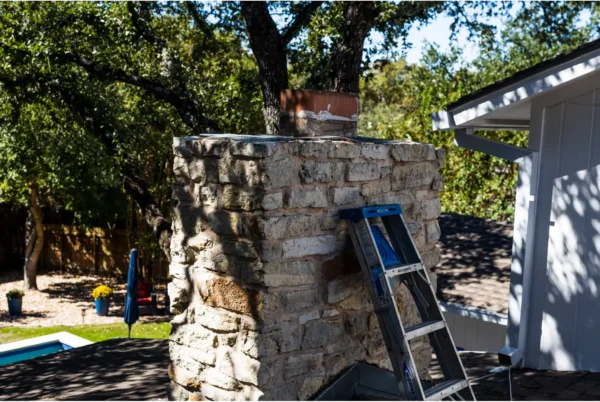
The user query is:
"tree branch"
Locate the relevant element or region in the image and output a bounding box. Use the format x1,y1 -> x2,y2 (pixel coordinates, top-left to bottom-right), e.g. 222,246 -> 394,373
281,1 -> 324,45
57,87 -> 173,261
55,51 -> 221,134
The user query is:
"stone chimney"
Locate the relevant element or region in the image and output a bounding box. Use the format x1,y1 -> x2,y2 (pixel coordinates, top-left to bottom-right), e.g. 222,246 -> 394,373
167,134 -> 445,400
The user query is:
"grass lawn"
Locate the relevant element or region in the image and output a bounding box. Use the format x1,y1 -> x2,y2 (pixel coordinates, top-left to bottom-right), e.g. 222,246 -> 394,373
0,322 -> 170,344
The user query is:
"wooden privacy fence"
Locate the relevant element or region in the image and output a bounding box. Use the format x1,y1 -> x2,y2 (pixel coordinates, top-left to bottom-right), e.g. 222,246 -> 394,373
41,225 -> 168,279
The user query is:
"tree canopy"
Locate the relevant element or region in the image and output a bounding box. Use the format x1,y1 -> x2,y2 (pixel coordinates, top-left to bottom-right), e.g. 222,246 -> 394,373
1,1 -> 599,287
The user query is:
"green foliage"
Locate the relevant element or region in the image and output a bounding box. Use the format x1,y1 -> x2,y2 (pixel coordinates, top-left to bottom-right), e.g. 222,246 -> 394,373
0,2 -> 263,232
359,2 -> 598,220
6,289 -> 24,299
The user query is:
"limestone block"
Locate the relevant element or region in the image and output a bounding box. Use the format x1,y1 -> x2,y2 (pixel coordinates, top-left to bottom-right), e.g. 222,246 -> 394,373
300,161 -> 344,184
242,323 -> 302,358
291,141 -> 334,158
284,353 -> 324,378
391,142 -> 436,162
327,272 -> 363,304
257,240 -> 283,262
216,347 -> 261,385
421,246 -> 441,269
173,137 -> 194,158
173,156 -> 190,177
412,198 -> 441,221
435,147 -> 446,168
431,173 -> 444,192
173,177 -> 196,207
195,308 -> 240,332
201,366 -> 242,391
258,260 -> 316,287
170,339 -> 216,367
218,157 -> 264,187
288,187 -> 329,208
167,380 -> 190,401
222,239 -> 259,259
426,220 -> 441,243
222,185 -> 263,211
231,141 -> 278,158
302,318 -> 345,350
324,344 -> 366,377
195,184 -> 218,209
260,215 -> 317,240
332,186 -> 360,205
196,138 -> 228,157
264,157 -> 300,189
168,363 -> 201,390
298,376 -> 327,400
262,383 -> 298,401
280,287 -> 319,312
198,276 -> 262,316
263,192 -> 283,210
328,143 -> 360,159
360,144 -> 389,160
169,263 -> 189,280
168,279 -> 190,315
346,162 -> 380,181
343,310 -> 371,337
299,310 -> 320,325
282,235 -> 337,259
188,159 -> 219,185
381,165 -> 392,178
360,178 -> 391,197
391,162 -> 436,189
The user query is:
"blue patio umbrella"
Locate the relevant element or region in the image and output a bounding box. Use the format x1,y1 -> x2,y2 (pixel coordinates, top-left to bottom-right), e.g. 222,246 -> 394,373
124,248 -> 140,338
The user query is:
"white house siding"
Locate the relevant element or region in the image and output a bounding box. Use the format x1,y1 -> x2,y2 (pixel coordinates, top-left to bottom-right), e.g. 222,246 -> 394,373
525,75 -> 600,371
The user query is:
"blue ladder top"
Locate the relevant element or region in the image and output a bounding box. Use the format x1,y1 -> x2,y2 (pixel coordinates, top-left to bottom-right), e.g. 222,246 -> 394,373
339,204 -> 403,221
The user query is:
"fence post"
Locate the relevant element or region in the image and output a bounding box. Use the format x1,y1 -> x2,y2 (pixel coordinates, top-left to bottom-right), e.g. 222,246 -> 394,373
60,230 -> 65,273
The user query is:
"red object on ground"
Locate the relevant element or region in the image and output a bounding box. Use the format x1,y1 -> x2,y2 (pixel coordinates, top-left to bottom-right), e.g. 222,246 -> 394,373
137,282 -> 153,306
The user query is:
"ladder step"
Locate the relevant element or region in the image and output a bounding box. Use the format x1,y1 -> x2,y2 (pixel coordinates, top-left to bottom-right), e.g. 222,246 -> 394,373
405,320 -> 446,341
383,262 -> 422,278
424,379 -> 469,401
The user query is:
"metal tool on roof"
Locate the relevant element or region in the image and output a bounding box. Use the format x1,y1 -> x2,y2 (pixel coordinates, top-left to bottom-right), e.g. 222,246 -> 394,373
340,204 -> 476,401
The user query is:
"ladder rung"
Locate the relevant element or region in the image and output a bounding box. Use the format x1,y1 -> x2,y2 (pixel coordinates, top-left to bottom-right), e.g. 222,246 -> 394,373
405,320 -> 446,341
383,263 -> 422,278
424,379 -> 469,401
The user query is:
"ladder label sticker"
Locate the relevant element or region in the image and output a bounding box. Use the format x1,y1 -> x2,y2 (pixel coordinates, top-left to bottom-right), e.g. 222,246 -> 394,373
403,363 -> 418,401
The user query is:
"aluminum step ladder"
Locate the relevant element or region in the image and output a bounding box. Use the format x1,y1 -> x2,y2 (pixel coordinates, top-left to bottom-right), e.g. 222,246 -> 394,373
340,204 -> 476,401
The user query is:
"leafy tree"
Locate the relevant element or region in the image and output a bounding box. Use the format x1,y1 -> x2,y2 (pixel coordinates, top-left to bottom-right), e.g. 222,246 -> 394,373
359,1 -> 598,220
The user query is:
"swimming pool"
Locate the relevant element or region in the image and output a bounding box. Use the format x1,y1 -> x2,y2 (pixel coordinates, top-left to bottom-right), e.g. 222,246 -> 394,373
0,332 -> 92,366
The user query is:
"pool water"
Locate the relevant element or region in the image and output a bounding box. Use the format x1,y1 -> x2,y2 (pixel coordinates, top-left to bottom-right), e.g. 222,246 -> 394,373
0,341 -> 72,366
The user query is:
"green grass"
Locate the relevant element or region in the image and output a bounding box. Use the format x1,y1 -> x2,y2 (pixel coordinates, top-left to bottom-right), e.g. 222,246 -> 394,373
0,322 -> 170,344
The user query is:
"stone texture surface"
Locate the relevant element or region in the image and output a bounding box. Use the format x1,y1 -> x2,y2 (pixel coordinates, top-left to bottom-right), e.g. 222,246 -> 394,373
168,135 -> 444,401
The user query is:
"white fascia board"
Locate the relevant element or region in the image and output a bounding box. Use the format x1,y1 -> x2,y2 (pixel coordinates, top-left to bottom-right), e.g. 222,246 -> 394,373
440,301 -> 508,326
0,331 -> 92,353
451,49 -> 600,126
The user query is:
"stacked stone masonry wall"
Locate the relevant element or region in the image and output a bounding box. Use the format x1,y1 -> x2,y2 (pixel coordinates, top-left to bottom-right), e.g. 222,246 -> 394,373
168,135 -> 445,401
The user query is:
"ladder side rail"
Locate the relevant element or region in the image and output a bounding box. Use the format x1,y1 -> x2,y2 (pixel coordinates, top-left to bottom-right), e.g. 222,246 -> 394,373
348,219 -> 425,401
360,218 -> 428,401
383,214 -> 475,399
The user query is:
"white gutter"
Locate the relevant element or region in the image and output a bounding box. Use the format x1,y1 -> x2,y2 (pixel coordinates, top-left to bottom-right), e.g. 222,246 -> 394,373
439,301 -> 508,327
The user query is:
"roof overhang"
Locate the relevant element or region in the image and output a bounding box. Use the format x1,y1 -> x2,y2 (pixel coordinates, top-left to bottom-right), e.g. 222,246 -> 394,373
432,41 -> 600,131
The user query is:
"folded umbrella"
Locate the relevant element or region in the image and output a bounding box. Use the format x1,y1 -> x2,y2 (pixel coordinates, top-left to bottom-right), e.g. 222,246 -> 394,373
124,248 -> 140,338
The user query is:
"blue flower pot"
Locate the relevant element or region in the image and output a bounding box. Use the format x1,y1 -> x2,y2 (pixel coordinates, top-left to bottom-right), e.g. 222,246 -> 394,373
7,297 -> 22,317
95,298 -> 110,316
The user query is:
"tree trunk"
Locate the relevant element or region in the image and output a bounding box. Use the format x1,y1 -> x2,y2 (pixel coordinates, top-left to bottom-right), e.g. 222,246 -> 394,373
123,169 -> 172,261
331,3 -> 377,93
23,184 -> 44,290
241,2 -> 289,135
